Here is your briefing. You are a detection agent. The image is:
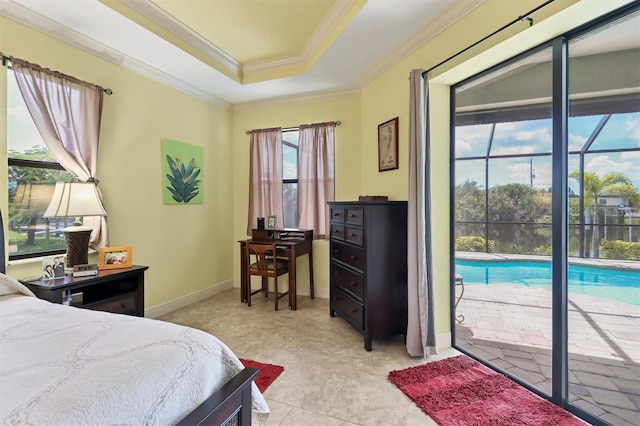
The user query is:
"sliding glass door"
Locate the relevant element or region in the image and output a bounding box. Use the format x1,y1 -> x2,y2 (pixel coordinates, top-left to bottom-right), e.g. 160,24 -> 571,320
453,45 -> 555,395
566,10 -> 640,424
451,5 -> 639,426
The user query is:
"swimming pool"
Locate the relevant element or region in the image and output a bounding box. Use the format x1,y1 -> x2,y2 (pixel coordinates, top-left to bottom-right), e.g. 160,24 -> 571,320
455,259 -> 640,306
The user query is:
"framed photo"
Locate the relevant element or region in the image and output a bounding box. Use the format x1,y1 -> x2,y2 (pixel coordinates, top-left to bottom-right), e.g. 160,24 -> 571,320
42,255 -> 66,279
378,117 -> 399,172
98,246 -> 133,270
267,215 -> 277,229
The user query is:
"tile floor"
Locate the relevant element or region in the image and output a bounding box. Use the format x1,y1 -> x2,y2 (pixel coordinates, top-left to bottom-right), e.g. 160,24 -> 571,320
455,284 -> 640,426
159,288 -> 459,425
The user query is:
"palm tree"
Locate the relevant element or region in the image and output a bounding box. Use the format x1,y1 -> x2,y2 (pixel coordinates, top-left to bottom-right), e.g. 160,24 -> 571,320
569,171 -> 639,258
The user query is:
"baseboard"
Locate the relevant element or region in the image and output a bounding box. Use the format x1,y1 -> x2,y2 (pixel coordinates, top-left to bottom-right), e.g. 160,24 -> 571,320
145,279 -> 234,318
436,331 -> 453,351
232,279 -> 330,299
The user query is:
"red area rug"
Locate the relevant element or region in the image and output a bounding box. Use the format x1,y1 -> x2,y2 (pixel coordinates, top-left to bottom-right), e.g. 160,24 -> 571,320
389,355 -> 585,425
239,358 -> 284,392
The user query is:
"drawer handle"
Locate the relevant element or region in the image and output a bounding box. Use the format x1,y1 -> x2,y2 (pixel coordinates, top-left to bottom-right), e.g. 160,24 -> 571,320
350,308 -> 358,313
334,229 -> 341,234
350,255 -> 357,260
334,249 -> 340,254
333,272 -> 341,277
351,214 -> 357,218
334,212 -> 340,216
350,281 -> 357,287
350,233 -> 357,237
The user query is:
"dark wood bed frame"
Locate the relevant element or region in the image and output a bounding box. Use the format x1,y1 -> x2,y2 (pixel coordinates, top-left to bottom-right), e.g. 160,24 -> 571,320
0,211 -> 258,426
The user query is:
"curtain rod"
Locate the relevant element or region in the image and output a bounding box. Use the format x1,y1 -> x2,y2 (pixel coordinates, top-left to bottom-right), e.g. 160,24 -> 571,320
246,120 -> 341,135
1,51 -> 113,95
422,0 -> 555,76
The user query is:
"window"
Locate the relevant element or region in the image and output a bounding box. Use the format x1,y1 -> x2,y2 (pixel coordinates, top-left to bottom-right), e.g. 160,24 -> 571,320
7,68 -> 73,260
282,130 -> 299,228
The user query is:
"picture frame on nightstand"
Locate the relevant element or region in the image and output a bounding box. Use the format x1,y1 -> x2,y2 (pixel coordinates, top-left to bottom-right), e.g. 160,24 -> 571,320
98,246 -> 133,270
42,255 -> 66,279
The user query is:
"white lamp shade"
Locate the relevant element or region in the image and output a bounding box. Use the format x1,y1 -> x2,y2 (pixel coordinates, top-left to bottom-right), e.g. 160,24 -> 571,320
43,182 -> 107,218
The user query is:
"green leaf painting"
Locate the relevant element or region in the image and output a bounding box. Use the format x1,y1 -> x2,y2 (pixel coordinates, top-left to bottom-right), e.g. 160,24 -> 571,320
162,139 -> 203,204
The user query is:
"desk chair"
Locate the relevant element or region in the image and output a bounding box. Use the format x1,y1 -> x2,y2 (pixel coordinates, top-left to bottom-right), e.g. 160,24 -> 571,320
245,243 -> 290,310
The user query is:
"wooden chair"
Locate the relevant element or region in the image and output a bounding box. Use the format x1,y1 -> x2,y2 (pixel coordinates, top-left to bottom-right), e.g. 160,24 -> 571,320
244,243 -> 290,310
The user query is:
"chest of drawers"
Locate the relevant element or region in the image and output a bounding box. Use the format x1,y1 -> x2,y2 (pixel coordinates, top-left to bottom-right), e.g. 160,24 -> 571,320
328,201 -> 408,351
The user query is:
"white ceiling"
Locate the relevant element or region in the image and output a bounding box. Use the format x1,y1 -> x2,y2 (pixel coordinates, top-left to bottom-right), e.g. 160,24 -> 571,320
0,0 -> 484,108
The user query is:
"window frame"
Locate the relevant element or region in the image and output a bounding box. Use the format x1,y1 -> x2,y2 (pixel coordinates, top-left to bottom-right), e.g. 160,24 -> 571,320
7,68 -> 70,261
282,131 -> 300,229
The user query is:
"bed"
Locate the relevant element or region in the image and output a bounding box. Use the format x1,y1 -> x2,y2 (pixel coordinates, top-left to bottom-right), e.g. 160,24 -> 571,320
0,215 -> 269,425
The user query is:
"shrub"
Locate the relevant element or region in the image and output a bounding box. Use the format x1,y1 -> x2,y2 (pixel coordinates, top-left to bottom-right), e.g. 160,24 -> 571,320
456,236 -> 495,252
599,239 -> 640,260
534,245 -> 552,255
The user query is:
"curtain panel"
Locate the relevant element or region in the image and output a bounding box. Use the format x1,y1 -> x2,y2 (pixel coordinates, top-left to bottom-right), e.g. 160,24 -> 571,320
11,57 -> 108,249
247,128 -> 284,235
298,122 -> 335,239
406,69 -> 437,357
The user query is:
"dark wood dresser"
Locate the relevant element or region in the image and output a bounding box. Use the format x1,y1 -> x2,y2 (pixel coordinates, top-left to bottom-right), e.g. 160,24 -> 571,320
328,201 -> 408,351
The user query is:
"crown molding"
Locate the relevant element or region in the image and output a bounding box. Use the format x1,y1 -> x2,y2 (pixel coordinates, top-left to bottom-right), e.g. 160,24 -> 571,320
0,0 -> 124,65
117,0 -> 241,75
233,88 -> 360,112
0,0 -> 231,110
243,0 -> 358,76
123,58 -> 232,110
357,0 -> 487,87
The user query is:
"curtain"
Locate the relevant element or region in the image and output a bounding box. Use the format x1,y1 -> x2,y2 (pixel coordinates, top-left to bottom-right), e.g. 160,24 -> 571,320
11,57 -> 108,249
247,128 -> 284,234
298,122 -> 335,239
406,69 -> 437,357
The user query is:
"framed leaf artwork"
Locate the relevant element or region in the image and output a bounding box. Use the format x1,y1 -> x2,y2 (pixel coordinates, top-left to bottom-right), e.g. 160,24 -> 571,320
162,139 -> 203,204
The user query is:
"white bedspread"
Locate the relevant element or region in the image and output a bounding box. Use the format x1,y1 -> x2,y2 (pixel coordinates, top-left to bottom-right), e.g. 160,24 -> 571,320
0,278 -> 269,426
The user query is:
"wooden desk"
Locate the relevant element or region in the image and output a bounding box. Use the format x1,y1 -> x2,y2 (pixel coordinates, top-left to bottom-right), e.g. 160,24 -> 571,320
239,229 -> 314,310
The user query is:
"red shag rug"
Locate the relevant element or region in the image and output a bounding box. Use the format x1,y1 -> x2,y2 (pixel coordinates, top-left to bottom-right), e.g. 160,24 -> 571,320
389,355 -> 585,425
239,358 -> 284,392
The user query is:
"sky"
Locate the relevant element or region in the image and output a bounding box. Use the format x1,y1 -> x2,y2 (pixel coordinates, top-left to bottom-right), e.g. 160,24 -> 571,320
455,113 -> 640,193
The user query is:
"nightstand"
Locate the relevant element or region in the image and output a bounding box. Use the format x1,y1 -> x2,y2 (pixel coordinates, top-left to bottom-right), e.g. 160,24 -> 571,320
20,265 -> 148,316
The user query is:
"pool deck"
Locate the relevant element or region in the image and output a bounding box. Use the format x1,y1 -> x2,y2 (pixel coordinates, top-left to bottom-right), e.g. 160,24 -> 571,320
458,251 -> 640,270
454,252 -> 639,426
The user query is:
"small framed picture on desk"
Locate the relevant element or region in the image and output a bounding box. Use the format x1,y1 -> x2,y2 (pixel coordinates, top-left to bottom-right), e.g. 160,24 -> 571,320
267,215 -> 277,229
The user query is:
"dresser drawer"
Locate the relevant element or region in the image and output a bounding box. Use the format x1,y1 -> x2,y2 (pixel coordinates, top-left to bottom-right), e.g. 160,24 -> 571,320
330,224 -> 345,241
345,226 -> 363,246
330,206 -> 345,223
345,207 -> 363,225
331,286 -> 364,330
84,291 -> 137,315
331,262 -> 364,300
331,241 -> 365,271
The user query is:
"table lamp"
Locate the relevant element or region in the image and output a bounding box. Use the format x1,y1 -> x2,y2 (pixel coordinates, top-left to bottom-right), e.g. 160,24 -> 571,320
43,182 -> 107,273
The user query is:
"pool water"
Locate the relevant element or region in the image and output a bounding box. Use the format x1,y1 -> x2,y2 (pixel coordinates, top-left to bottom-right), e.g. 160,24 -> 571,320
455,259 -> 640,306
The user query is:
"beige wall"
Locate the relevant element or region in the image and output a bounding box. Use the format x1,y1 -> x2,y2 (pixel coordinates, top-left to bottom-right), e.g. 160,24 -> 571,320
1,17 -> 235,308
2,0 -> 625,337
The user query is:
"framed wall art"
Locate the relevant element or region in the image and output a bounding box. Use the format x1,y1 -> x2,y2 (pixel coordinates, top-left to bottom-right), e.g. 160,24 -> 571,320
162,139 -> 203,204
378,117 -> 398,172
98,246 -> 133,270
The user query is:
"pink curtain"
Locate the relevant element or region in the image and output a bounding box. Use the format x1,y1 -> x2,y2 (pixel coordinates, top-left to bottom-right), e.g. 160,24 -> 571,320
11,57 -> 109,249
247,128 -> 284,235
298,123 -> 335,239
